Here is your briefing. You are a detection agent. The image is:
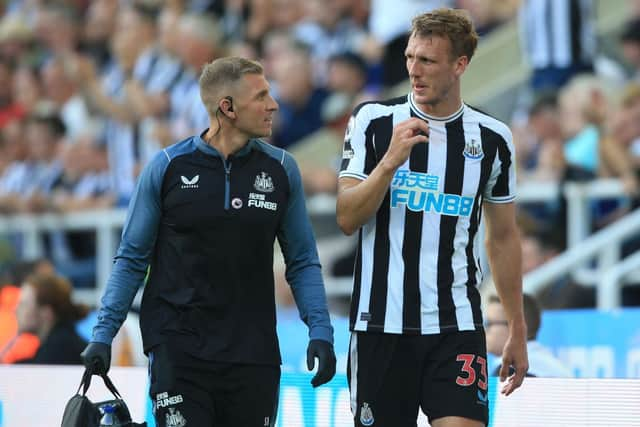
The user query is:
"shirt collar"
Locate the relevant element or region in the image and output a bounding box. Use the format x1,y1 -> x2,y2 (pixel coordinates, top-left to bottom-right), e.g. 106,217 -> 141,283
408,92 -> 465,123
195,129 -> 256,158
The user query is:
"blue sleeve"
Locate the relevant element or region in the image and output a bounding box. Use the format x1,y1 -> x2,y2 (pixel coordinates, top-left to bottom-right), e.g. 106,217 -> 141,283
277,152 -> 334,344
92,150 -> 169,344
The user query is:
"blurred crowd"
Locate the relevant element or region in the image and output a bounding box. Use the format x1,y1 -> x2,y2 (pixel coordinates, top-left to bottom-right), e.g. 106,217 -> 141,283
0,0 -> 520,285
509,0 -> 640,308
3,0 -> 640,366
0,0 -> 521,209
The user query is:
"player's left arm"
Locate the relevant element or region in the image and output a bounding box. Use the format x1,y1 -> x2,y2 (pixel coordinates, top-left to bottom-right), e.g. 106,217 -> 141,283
483,201 -> 528,395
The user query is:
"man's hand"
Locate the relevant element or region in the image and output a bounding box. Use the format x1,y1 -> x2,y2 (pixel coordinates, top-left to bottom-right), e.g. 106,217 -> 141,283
306,339 -> 336,387
80,342 -> 111,375
379,118 -> 429,172
499,330 -> 528,396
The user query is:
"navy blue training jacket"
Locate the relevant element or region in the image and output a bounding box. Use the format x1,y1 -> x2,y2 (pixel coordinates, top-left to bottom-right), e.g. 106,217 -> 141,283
91,133 -> 333,365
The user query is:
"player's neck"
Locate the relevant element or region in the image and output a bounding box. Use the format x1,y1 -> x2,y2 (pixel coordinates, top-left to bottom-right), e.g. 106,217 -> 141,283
204,126 -> 249,159
415,85 -> 463,119
417,97 -> 463,119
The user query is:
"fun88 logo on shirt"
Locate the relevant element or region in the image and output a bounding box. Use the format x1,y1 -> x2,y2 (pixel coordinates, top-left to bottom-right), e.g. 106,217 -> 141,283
390,170 -> 474,217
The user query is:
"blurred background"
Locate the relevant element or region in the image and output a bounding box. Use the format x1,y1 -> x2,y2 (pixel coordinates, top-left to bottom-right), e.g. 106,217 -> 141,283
0,0 -> 640,426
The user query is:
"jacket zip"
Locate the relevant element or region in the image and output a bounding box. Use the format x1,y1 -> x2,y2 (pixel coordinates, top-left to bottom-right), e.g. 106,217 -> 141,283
223,158 -> 232,210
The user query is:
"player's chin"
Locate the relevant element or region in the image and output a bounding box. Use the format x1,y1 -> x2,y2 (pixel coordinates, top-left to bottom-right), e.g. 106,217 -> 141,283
412,93 -> 433,105
254,128 -> 272,138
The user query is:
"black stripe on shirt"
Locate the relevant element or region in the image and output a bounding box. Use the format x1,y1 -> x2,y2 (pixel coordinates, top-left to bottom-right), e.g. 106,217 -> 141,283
465,125 -> 499,326
570,0 -> 582,65
437,116 -> 466,329
349,230 -> 364,330
491,128 -> 512,198
367,114 -> 393,331
402,110 -> 427,331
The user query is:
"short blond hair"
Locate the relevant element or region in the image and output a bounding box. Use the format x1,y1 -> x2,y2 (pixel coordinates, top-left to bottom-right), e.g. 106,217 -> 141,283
199,56 -> 264,116
411,8 -> 478,61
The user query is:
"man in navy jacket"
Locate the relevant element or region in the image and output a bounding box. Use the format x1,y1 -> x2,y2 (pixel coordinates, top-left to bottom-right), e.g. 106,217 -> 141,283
81,56 -> 336,427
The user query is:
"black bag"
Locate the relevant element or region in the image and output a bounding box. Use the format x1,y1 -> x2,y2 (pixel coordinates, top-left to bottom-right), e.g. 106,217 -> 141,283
61,369 -> 147,427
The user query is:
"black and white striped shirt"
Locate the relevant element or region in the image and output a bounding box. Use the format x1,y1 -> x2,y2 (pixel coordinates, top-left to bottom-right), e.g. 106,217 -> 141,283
339,93 -> 516,335
519,0 -> 596,69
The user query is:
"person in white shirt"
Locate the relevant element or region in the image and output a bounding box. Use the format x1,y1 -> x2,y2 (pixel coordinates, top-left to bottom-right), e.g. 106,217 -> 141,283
486,293 -> 573,377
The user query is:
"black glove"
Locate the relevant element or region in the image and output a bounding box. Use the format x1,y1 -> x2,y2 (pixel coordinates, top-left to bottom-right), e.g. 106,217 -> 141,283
80,342 -> 111,375
306,339 -> 336,388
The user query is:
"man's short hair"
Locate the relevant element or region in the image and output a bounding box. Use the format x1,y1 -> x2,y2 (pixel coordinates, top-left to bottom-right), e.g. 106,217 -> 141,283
523,293 -> 541,340
329,51 -> 368,75
621,18 -> 640,43
131,1 -> 160,24
198,56 -> 264,116
529,91 -> 559,116
178,13 -> 222,49
410,8 -> 479,61
488,293 -> 541,341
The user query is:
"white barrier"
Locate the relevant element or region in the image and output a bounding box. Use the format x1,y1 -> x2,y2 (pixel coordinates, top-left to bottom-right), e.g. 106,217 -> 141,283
1,366 -> 639,427
0,365 -> 148,427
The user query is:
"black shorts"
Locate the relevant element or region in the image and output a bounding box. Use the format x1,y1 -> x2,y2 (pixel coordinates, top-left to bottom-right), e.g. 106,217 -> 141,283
148,344 -> 280,427
348,330 -> 488,427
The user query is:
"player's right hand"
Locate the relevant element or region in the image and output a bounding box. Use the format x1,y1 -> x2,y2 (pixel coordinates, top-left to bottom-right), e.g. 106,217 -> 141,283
381,118 -> 429,171
80,342 -> 112,375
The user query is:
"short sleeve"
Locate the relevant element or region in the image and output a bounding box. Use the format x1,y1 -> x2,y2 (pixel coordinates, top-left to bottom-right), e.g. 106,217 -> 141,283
483,125 -> 516,203
339,104 -> 372,181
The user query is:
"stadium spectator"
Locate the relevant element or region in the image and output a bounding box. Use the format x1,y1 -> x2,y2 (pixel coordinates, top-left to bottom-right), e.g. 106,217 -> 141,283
326,51 -> 370,99
620,18 -> 640,82
521,232 -> 561,275
163,13 -> 221,143
288,92 -> 351,195
79,0 -> 117,70
287,51 -> 371,195
123,3 -> 185,165
0,284 -> 39,363
271,42 -> 329,148
15,273 -> 88,364
0,15 -> 34,61
604,83 -> 640,182
34,4 -> 81,58
293,0 -> 367,84
368,0 -> 455,88
73,26 -> 145,206
47,141 -> 113,288
0,111 -> 65,214
41,55 -> 101,143
0,119 -> 28,206
0,259 -> 54,364
486,294 -> 573,377
0,57 -> 23,128
12,64 -> 43,116
518,0 -> 596,91
457,0 -> 519,36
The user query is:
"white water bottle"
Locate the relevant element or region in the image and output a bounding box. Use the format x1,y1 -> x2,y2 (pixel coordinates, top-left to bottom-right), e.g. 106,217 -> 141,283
99,403 -> 115,426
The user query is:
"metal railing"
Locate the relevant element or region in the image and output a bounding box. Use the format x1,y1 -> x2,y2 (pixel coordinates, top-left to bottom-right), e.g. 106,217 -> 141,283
0,179 -> 634,307
599,251 -> 640,309
0,209 -> 126,304
523,207 -> 640,308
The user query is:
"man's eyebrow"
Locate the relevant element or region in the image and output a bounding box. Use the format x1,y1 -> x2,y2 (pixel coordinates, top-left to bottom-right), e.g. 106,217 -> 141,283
254,89 -> 269,98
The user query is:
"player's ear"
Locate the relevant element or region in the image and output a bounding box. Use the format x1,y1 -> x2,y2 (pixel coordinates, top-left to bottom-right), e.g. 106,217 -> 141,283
220,96 -> 235,118
454,55 -> 469,77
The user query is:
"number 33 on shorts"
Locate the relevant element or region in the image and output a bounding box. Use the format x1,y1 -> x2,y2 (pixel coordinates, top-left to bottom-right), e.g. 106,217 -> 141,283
456,354 -> 488,402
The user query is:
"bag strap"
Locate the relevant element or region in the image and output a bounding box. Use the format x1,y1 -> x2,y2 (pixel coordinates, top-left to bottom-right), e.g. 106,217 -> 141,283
76,369 -> 123,400
99,372 -> 123,399
75,369 -> 92,396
